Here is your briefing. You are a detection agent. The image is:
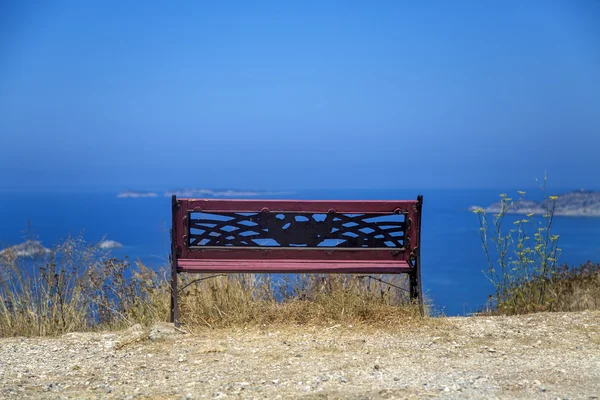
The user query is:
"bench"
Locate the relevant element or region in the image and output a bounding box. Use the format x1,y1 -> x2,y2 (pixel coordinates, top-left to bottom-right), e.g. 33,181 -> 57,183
169,195 -> 423,324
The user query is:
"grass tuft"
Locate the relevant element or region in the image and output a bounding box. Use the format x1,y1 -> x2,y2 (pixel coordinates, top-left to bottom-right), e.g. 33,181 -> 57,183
474,174 -> 600,315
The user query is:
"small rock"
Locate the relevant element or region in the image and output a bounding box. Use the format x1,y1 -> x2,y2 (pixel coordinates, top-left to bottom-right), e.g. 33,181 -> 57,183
104,340 -> 118,349
339,377 -> 348,383
149,322 -> 183,341
123,324 -> 145,338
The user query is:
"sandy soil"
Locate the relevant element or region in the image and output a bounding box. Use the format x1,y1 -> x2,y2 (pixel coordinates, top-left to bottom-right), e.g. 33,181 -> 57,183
1,311 -> 599,399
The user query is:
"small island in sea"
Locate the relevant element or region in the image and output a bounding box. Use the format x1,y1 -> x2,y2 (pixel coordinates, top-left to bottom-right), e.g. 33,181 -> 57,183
471,189 -> 600,217
99,240 -> 124,250
0,240 -> 51,257
117,190 -> 158,198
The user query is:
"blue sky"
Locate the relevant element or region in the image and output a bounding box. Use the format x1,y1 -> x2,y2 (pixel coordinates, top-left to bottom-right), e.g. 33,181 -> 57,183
1,1 -> 599,191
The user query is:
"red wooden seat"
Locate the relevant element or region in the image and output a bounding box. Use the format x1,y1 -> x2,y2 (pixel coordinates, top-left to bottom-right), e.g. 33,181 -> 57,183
177,259 -> 412,274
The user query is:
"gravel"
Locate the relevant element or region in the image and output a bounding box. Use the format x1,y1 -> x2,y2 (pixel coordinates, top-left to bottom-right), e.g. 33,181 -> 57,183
0,311 -> 599,399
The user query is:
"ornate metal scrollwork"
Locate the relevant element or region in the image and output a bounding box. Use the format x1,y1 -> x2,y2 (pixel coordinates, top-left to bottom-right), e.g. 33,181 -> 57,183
187,211 -> 408,248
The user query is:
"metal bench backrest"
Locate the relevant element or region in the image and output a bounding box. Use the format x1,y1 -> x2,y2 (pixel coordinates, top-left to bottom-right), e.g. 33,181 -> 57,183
172,197 -> 422,263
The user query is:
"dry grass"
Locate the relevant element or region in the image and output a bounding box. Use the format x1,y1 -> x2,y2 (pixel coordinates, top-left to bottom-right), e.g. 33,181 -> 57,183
492,261 -> 600,315
551,262 -> 600,311
0,236 -> 424,337
0,236 -> 170,337
2,234 -> 597,337
177,273 -> 425,331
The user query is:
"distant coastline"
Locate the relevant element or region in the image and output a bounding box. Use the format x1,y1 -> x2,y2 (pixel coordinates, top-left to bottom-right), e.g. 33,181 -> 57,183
117,189 -> 294,198
470,190 -> 600,217
163,188 -> 295,198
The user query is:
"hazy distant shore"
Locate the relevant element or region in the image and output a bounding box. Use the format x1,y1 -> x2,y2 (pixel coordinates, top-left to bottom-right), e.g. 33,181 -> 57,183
117,189 -> 294,198
117,190 -> 158,198
0,239 -> 123,257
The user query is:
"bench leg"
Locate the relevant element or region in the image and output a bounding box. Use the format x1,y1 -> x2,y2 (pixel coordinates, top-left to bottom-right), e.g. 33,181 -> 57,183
409,259 -> 424,316
170,258 -> 179,326
409,271 -> 419,302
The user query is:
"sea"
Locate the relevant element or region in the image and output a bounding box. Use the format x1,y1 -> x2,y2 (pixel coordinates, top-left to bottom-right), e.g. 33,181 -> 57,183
1,188 -> 599,316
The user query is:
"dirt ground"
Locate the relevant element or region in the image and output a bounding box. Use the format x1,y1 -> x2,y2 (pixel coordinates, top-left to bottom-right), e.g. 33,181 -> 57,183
1,311 -> 599,399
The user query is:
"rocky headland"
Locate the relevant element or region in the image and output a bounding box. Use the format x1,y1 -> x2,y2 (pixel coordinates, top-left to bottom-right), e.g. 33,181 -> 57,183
472,190 -> 600,217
